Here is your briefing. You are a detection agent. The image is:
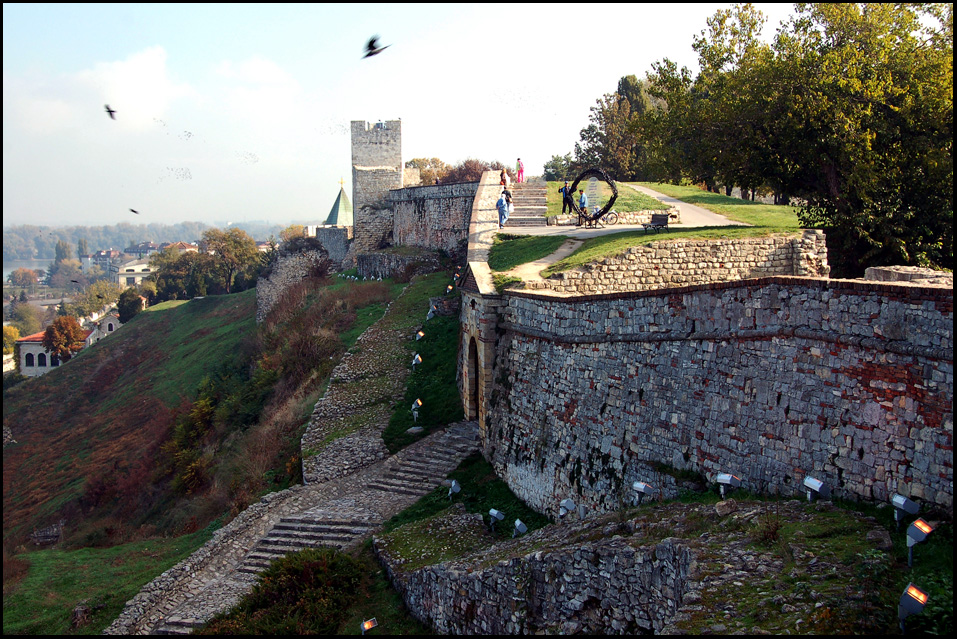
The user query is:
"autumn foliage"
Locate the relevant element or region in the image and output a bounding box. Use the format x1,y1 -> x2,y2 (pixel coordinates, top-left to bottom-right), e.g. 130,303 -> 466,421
42,316 -> 86,361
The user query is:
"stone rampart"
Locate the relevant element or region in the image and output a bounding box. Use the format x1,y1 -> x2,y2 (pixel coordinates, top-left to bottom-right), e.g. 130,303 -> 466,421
255,249 -> 330,323
473,277 -> 952,516
544,230 -> 830,295
311,226 -> 351,265
374,506 -> 693,634
356,251 -> 441,280
390,181 -> 478,259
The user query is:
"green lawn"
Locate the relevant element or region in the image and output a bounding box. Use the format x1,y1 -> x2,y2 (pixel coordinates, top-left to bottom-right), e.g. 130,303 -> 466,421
634,182 -> 801,230
487,234 -> 569,273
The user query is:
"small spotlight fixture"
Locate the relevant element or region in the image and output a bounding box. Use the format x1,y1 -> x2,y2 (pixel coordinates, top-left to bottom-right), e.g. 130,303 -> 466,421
559,498 -> 576,518
446,284 -> 454,294
906,518 -> 934,567
898,583 -> 928,633
892,494 -> 920,530
715,473 -> 741,499
411,398 -> 422,422
633,481 -> 656,505
803,475 -> 830,501
412,353 -> 422,370
361,617 -> 378,634
448,479 -> 461,500
415,330 -> 425,341
513,519 -> 528,538
488,508 -> 505,531
426,309 -> 435,321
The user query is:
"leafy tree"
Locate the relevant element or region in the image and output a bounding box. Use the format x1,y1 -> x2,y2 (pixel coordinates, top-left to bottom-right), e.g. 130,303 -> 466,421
67,280 -> 123,318
543,153 -> 573,181
8,302 -> 42,336
54,239 -> 72,264
7,267 -> 38,290
151,249 -> 218,301
3,325 -> 19,354
76,237 -> 89,258
279,224 -> 306,243
42,315 -> 86,361
47,258 -> 83,289
201,228 -> 259,294
405,157 -> 451,185
440,158 -> 509,184
117,288 -> 144,323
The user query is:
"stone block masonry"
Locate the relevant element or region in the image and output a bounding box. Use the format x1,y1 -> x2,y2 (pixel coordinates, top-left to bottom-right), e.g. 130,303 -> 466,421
256,249 -> 331,323
544,230 -> 830,295
351,120 -> 403,256
474,277 -> 952,516
390,181 -> 479,259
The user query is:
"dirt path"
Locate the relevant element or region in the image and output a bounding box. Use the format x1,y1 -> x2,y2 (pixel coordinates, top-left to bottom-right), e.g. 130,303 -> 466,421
503,238 -> 583,285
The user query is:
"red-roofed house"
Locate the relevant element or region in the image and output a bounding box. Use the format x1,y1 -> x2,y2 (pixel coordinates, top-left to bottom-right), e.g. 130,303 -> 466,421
16,329 -> 93,378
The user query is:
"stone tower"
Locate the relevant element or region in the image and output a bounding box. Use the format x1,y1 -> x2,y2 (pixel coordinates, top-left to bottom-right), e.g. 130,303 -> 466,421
350,120 -> 403,253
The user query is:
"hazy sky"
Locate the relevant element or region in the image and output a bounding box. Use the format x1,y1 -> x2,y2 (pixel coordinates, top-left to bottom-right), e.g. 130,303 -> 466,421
3,3 -> 797,228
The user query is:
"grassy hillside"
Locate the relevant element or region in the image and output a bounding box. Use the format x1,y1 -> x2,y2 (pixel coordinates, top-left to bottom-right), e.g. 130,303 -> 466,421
3,291 -> 258,547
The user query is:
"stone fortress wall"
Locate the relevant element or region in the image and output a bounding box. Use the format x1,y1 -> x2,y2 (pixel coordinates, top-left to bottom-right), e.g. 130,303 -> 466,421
465,277 -> 952,518
389,181 -> 479,259
544,230 -> 830,295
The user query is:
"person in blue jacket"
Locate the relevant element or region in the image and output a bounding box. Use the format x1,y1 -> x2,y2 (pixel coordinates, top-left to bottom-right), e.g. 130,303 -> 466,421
497,190 -> 510,228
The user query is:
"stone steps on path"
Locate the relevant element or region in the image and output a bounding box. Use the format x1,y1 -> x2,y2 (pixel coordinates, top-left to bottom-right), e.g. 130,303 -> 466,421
504,179 -> 548,227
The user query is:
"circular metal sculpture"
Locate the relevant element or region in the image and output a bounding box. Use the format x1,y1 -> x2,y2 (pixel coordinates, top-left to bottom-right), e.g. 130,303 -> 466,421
563,168 -> 619,225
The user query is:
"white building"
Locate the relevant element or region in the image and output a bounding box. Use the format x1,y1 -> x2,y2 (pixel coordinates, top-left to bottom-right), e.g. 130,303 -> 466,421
115,257 -> 153,288
15,329 -> 92,378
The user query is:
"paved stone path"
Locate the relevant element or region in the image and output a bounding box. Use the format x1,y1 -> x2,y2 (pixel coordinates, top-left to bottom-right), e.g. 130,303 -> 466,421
106,279 -> 480,635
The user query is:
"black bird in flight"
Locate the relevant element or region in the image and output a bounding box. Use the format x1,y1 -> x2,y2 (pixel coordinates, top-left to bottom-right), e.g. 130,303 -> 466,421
105,104 -> 117,120
363,36 -> 390,58
130,208 -> 140,214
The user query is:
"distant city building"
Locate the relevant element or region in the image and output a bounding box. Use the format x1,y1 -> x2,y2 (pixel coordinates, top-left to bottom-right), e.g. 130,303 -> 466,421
82,249 -> 123,271
115,257 -> 153,287
124,242 -> 161,259
16,329 -> 92,378
159,241 -> 199,253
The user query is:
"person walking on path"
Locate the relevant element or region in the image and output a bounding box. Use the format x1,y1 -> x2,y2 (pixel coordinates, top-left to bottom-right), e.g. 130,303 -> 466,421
500,168 -> 510,188
577,189 -> 588,226
516,158 -> 525,183
497,190 -> 510,228
559,180 -> 571,214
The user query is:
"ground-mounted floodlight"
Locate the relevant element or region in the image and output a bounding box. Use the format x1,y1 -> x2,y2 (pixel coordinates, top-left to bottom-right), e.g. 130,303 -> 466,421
892,494 -> 920,530
716,473 -> 741,499
898,583 -> 928,633
488,508 -> 505,531
446,284 -> 454,294
411,353 -> 422,370
906,519 -> 934,567
559,498 -> 576,518
415,330 -> 425,341
361,617 -> 378,634
633,481 -> 656,505
803,476 -> 830,501
513,519 -> 528,538
448,479 -> 461,500
411,398 -> 422,422
426,309 -> 435,321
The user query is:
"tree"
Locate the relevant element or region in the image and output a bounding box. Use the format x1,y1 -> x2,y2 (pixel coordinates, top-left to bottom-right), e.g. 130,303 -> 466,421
8,302 -> 42,336
405,157 -> 451,185
117,288 -> 144,323
200,228 -> 259,294
3,326 -> 19,354
54,239 -> 72,264
7,267 -> 38,291
151,249 -> 217,301
440,158 -> 509,184
67,280 -> 123,318
279,224 -> 306,243
42,316 -> 86,361
76,238 -> 89,259
543,153 -> 573,181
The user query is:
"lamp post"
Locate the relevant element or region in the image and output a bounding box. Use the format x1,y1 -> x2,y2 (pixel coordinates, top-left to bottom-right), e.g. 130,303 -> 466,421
892,494 -> 920,531
803,476 -> 830,502
906,519 -> 934,567
716,473 -> 741,499
898,583 -> 928,634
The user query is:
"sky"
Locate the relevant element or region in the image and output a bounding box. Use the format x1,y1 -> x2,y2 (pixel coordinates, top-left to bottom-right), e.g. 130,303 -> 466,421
3,3 -> 799,229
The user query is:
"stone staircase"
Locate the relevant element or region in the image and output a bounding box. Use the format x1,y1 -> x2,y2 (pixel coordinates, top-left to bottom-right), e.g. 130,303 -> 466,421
504,177 -> 548,227
145,421 -> 480,635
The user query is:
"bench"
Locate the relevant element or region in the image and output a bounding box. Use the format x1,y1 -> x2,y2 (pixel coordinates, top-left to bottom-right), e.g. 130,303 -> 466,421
642,213 -> 670,233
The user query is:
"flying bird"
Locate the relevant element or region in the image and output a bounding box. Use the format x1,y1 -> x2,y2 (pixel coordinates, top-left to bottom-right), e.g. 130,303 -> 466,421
105,105 -> 117,120
363,36 -> 390,58
130,208 -> 140,214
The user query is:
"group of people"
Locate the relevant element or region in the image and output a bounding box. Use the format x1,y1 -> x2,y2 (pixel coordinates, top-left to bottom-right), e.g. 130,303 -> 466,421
558,180 -> 588,215
496,158 -> 525,228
